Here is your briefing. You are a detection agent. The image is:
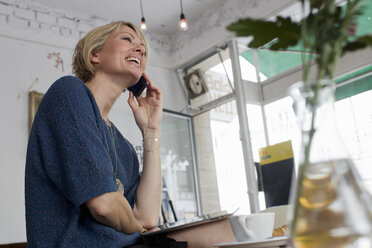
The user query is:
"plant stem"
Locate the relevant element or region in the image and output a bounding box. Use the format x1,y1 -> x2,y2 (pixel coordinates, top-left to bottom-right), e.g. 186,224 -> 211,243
291,64 -> 325,236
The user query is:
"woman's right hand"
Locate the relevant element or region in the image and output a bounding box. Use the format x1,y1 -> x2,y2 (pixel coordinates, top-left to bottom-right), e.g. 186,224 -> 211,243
127,73 -> 163,135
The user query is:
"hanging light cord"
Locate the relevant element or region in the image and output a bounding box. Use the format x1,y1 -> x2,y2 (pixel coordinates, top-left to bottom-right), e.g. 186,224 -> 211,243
140,0 -> 144,17
180,0 -> 184,14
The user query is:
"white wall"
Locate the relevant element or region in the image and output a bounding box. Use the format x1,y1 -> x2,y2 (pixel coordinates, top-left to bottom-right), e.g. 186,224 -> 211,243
0,34 -> 73,244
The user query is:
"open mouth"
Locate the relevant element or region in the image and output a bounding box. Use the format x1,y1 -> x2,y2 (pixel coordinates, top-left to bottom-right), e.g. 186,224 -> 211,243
125,57 -> 141,66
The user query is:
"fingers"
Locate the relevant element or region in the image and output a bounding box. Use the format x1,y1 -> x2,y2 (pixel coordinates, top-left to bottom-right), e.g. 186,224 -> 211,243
128,90 -> 146,108
142,73 -> 162,99
127,91 -> 138,111
144,227 -> 160,234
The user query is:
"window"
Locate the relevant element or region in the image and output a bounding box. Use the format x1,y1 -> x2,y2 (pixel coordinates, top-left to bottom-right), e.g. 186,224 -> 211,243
208,101 -> 251,214
334,66 -> 372,193
185,47 -> 253,214
264,97 -> 301,165
262,72 -> 372,194
335,90 -> 372,193
161,112 -> 198,221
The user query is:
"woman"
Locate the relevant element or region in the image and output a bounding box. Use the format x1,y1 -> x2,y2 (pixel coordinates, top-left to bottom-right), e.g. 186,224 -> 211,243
25,21 -> 162,247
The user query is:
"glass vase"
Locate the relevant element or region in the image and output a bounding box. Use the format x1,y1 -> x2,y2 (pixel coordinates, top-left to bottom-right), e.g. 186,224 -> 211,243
288,80 -> 372,248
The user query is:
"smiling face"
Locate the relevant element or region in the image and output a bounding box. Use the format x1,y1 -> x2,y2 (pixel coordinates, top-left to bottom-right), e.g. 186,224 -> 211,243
90,25 -> 147,87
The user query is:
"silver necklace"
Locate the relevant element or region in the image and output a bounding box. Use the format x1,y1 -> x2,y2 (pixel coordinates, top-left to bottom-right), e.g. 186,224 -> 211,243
108,122 -> 124,194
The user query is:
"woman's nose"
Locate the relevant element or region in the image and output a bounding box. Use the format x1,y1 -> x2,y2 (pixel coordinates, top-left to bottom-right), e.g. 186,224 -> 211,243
133,42 -> 145,56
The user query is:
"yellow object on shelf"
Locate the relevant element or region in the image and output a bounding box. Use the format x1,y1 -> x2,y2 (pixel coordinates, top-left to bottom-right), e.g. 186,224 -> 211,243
259,140 -> 293,166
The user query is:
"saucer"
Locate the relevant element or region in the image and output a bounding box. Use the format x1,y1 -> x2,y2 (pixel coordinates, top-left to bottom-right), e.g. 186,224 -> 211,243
215,236 -> 288,248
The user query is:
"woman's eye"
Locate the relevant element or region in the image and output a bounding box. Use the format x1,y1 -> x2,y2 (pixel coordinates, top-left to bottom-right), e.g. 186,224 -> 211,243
122,37 -> 131,42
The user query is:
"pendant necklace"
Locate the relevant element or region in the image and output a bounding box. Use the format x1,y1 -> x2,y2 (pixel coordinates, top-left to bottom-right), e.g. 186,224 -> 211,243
108,122 -> 125,195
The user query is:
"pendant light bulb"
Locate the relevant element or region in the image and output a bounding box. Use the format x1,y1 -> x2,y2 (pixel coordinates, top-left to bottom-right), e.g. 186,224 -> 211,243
179,13 -> 188,31
140,17 -> 147,30
178,0 -> 188,31
139,0 -> 147,31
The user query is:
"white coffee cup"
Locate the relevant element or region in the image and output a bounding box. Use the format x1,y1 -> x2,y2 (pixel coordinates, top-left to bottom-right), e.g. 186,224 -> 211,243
229,212 -> 275,241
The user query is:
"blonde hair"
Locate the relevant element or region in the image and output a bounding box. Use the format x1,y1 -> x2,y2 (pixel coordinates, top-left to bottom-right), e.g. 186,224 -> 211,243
72,21 -> 149,82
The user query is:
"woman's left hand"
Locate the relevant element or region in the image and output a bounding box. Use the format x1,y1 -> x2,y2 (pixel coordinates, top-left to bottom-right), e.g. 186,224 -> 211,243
127,73 -> 163,134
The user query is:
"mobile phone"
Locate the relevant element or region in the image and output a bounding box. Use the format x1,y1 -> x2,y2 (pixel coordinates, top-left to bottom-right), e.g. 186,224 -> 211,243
128,76 -> 149,97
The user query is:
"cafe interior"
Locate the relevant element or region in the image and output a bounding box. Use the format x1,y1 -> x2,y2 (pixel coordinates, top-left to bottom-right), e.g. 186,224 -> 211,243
0,0 -> 372,247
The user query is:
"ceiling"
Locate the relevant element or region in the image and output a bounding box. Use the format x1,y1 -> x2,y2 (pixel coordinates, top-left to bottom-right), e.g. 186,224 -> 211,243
29,0 -> 226,36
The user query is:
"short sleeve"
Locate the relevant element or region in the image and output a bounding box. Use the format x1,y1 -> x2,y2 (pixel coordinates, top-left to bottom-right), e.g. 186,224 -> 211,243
33,76 -> 117,208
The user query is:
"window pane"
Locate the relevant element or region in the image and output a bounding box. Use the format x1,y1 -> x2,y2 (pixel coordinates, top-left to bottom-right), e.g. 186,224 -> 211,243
208,100 -> 252,214
207,102 -> 267,213
335,90 -> 372,194
192,99 -> 253,215
264,97 -> 301,165
237,40 -> 265,83
335,98 -> 360,155
350,91 -> 372,156
161,114 -> 197,221
246,104 -> 266,162
263,90 -> 372,196
210,56 -> 262,83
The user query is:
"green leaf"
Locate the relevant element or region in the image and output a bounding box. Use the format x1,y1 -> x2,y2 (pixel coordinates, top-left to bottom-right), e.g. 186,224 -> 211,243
342,35 -> 372,54
227,17 -> 301,50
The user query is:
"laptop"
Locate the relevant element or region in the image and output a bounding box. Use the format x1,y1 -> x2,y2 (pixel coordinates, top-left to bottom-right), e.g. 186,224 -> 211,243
142,210 -> 235,236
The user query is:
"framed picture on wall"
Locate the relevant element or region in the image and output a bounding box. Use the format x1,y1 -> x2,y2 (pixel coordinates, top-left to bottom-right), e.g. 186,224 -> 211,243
183,69 -> 209,99
29,91 -> 44,132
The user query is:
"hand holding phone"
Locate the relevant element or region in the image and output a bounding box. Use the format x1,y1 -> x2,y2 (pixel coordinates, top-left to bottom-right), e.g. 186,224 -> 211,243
128,76 -> 149,97
127,73 -> 163,132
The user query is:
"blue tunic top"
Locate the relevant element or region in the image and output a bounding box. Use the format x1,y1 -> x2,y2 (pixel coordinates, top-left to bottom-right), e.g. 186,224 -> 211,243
25,76 -> 141,247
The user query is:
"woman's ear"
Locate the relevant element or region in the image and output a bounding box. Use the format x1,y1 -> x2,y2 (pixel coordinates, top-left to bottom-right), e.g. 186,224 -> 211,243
90,52 -> 99,64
